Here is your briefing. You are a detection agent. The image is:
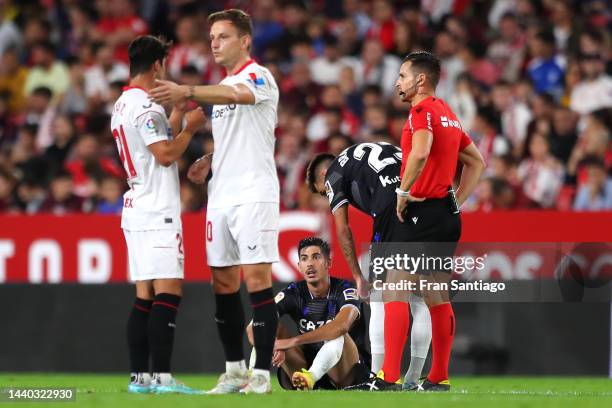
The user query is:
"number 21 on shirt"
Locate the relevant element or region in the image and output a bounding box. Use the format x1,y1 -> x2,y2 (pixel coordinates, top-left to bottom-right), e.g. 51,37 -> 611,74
112,125 -> 137,178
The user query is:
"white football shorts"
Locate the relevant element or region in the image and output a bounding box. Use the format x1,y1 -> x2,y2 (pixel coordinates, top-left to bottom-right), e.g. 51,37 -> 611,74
123,229 -> 185,281
205,202 -> 279,267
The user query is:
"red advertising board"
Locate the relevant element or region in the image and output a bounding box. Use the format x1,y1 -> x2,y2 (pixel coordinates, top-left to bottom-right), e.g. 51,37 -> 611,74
0,211 -> 610,283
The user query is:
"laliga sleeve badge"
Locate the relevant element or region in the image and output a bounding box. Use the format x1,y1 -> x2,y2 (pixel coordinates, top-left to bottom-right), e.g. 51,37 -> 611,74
145,117 -> 157,131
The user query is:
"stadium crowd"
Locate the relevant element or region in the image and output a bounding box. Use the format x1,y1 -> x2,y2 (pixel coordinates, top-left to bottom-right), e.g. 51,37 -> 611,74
0,0 -> 610,215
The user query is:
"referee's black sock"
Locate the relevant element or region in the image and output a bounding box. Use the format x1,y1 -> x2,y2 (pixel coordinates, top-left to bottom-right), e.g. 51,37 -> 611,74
148,293 -> 181,373
215,291 -> 246,362
127,297 -> 152,374
250,287 -> 278,371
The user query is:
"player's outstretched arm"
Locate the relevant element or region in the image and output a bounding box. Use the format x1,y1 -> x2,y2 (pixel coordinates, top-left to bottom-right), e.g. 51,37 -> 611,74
333,205 -> 370,301
456,142 -> 486,206
150,80 -> 255,105
274,306 -> 359,350
148,107 -> 206,167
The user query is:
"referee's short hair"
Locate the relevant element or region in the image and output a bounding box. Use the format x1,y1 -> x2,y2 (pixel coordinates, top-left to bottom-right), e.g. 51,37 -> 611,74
402,51 -> 441,88
128,35 -> 171,77
298,237 -> 331,259
306,153 -> 335,193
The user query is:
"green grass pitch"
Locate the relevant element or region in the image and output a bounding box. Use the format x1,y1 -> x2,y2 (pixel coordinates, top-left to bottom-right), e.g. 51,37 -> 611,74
1,374 -> 611,408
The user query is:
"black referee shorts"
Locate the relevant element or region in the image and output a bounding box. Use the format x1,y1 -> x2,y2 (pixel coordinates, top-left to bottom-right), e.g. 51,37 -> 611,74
372,193 -> 461,274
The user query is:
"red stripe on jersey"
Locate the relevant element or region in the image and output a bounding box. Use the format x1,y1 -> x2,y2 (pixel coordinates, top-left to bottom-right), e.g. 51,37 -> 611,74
234,59 -> 255,75
122,85 -> 148,94
118,126 -> 137,178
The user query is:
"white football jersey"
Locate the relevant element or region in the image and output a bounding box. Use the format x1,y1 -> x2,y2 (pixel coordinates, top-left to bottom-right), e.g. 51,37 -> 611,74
110,86 -> 181,231
208,60 -> 280,209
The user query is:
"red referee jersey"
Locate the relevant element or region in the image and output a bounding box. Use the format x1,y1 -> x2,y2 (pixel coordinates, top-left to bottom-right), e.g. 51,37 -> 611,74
400,95 -> 473,199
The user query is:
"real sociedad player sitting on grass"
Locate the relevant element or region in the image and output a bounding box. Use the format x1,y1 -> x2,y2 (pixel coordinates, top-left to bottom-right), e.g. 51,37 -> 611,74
246,237 -> 371,390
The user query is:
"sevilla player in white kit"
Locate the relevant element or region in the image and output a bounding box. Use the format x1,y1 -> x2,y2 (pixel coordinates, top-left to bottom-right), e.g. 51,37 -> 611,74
111,35 -> 205,395
150,10 -> 279,394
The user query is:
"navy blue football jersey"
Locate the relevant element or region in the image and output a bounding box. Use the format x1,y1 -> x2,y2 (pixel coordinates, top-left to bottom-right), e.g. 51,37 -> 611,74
275,277 -> 369,360
325,142 -> 402,217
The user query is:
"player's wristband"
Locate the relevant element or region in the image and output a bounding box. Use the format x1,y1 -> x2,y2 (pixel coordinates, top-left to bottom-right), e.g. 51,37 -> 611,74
395,188 -> 411,197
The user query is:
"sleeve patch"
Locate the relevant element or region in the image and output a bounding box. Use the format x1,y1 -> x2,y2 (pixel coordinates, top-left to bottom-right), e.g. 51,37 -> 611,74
325,180 -> 334,204
343,288 -> 358,301
275,291 -> 285,303
145,117 -> 157,131
248,72 -> 265,86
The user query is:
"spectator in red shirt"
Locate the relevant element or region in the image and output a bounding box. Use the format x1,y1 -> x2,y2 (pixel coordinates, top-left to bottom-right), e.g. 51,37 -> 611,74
366,0 -> 396,52
93,0 -> 148,64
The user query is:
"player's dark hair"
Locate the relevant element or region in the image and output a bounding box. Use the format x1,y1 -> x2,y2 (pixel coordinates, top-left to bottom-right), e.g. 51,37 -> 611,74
208,9 -> 253,37
298,237 -> 331,259
402,51 -> 441,88
128,35 -> 171,77
306,153 -> 335,194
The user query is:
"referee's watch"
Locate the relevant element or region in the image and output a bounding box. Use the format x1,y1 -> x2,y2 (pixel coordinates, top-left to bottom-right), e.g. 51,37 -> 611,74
395,188 -> 411,197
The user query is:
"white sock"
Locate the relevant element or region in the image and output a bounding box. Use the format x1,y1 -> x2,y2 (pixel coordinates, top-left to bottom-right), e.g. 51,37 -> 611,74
369,301 -> 385,373
248,348 -> 257,371
226,360 -> 247,375
152,372 -> 172,386
371,353 -> 384,374
409,293 -> 432,358
309,336 -> 344,382
252,368 -> 270,381
130,372 -> 151,385
405,293 -> 431,383
404,357 -> 427,384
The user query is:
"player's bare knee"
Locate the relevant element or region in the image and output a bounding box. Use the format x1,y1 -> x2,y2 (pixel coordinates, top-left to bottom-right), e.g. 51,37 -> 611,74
211,270 -> 240,293
153,278 -> 182,296
244,274 -> 271,293
135,281 -> 154,299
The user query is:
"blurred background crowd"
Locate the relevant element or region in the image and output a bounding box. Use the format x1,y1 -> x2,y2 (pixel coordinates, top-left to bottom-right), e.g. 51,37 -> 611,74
0,0 -> 611,215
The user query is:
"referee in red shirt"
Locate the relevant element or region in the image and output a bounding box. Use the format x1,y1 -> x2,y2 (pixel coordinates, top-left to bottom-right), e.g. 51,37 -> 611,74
381,52 -> 485,391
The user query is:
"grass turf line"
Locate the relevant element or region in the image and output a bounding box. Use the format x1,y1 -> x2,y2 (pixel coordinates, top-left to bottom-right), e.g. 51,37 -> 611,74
0,374 -> 611,408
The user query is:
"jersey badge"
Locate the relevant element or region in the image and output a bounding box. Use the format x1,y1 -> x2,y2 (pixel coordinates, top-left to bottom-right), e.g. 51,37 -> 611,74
325,180 -> 334,203
145,117 -> 157,131
248,72 -> 265,86
343,287 -> 358,301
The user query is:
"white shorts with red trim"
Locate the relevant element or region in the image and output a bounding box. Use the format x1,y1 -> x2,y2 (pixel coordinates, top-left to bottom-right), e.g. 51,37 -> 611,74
123,229 -> 184,281
205,202 -> 279,267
